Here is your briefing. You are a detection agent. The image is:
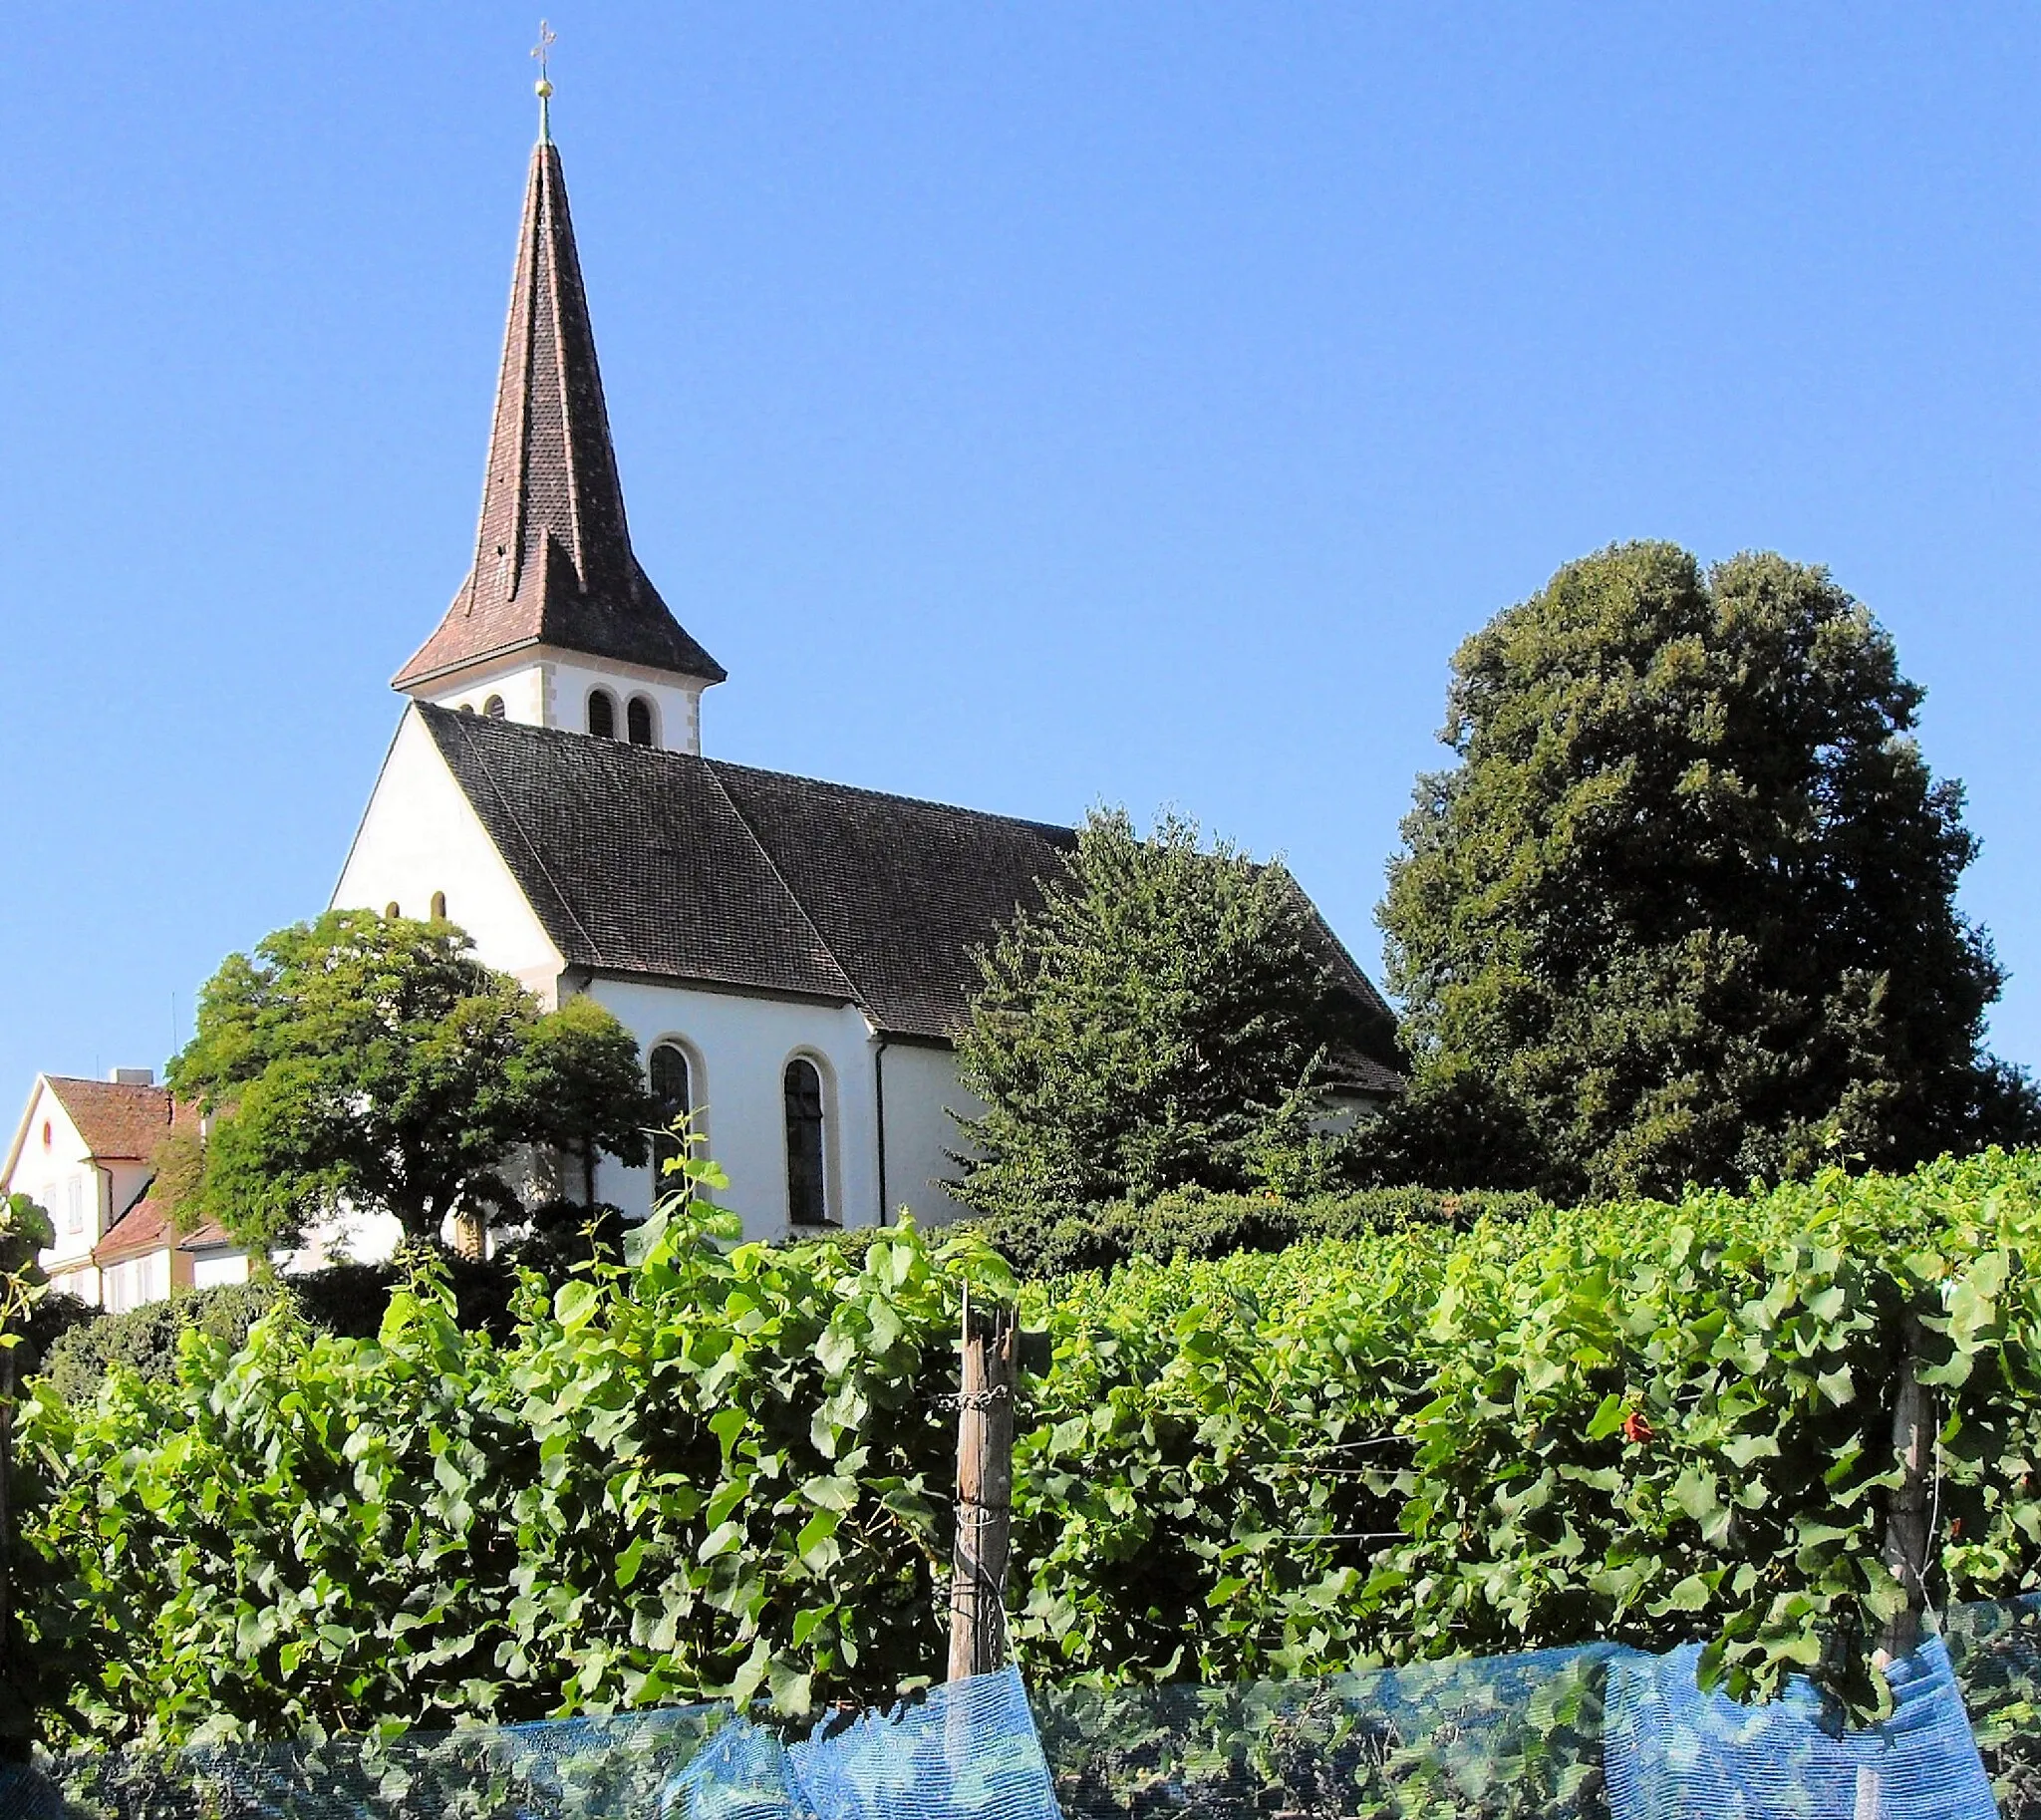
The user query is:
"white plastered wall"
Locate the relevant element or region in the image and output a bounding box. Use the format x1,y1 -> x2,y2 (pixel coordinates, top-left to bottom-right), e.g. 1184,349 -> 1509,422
3,1080 -> 102,1299
585,979 -> 880,1241
878,1042 -> 978,1228
545,655 -> 706,755
332,707 -> 568,1001
407,647 -> 708,756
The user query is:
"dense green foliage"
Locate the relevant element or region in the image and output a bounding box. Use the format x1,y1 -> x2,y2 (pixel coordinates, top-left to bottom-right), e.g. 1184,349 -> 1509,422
1,1190 -> 52,1747
953,808 -> 1392,1226
1376,542 -> 2038,1200
974,1182 -> 1545,1277
21,1150 -> 2041,1748
33,1258 -> 534,1404
167,910 -> 656,1247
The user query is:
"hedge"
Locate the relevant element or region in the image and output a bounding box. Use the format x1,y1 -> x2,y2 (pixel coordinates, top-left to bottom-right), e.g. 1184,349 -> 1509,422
15,1149 -> 2041,1746
35,1255 -> 543,1403
972,1182 -> 1549,1276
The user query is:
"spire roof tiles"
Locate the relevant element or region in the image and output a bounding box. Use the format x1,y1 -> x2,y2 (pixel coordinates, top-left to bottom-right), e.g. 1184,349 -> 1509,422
395,139 -> 723,690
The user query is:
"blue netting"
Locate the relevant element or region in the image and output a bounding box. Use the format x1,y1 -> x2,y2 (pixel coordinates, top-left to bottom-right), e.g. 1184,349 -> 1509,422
672,1668 -> 1058,1820
26,1605 -> 2041,1820
1604,1637 -> 1996,1820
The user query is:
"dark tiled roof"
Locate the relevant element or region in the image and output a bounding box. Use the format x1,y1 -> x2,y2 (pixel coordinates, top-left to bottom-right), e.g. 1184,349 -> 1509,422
426,707 -> 855,1001
710,759 -> 1078,1038
43,1077 -> 171,1162
418,706 -> 1403,1084
394,140 -> 722,690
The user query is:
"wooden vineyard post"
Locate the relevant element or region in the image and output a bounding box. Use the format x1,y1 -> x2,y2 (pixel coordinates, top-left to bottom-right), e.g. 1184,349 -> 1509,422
948,1283 -> 1020,1681
1880,1313 -> 1931,1665
0,1338 -> 20,1764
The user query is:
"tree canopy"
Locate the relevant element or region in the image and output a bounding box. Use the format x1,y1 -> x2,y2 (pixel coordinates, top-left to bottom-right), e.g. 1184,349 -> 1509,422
951,807 -> 1386,1223
1374,540 -> 2037,1200
166,909 -> 655,1249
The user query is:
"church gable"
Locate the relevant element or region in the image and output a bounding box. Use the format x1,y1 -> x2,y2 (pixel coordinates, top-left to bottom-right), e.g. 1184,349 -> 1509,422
417,705 -> 856,1003
333,709 -> 568,993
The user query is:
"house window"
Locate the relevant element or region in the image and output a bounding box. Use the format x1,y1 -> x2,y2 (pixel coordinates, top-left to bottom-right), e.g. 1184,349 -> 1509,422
650,1043 -> 692,1192
430,891 -> 447,921
627,696 -> 656,747
588,689 -> 617,739
483,695 -> 506,719
783,1058 -> 830,1226
40,1121 -> 51,1149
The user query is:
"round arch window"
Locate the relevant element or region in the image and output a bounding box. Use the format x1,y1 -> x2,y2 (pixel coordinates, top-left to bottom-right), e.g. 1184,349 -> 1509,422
627,696 -> 656,748
783,1058 -> 830,1226
650,1043 -> 692,1190
483,695 -> 506,720
588,689 -> 617,739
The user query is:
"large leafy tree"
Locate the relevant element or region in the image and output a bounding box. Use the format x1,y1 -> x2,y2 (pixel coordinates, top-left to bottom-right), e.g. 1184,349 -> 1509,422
1376,540 -> 2037,1200
952,807 -> 1385,1222
167,909 -> 656,1249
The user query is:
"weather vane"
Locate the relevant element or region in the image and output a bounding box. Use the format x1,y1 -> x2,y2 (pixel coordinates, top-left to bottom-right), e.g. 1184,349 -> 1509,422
532,21 -> 557,141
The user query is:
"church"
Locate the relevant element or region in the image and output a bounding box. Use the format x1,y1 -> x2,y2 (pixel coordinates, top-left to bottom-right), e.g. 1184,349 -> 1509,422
332,113 -> 1401,1245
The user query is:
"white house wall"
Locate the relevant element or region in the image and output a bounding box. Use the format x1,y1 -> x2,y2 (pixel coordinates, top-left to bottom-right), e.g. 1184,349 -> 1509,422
332,707 -> 567,1000
4,1081 -> 102,1301
879,1042 -> 978,1229
585,979 -> 879,1241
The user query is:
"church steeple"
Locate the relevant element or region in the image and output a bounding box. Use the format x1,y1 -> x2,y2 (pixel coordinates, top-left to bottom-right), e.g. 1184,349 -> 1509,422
394,126 -> 724,709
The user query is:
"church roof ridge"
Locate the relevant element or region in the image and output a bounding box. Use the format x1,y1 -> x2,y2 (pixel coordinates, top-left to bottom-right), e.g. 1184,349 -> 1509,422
394,132 -> 723,691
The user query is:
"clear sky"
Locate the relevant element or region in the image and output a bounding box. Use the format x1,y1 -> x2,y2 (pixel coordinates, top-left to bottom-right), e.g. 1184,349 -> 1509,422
5,4 -> 2039,1106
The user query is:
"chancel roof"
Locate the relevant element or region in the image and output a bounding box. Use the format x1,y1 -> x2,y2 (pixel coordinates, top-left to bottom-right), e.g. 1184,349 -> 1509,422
394,138 -> 723,690
419,706 -> 1402,1086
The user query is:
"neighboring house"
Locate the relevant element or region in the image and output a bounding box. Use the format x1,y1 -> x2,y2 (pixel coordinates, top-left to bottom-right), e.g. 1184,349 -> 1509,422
0,1071 -> 247,1310
334,117 -> 1404,1244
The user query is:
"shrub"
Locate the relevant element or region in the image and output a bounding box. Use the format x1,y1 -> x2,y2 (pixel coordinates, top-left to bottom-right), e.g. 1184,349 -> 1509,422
34,1257 -> 530,1402
975,1182 -> 1547,1277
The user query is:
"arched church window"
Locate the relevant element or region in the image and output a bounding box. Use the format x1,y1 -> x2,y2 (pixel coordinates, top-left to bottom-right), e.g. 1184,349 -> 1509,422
783,1058 -> 830,1226
430,891 -> 447,921
458,703 -> 476,716
627,696 -> 656,747
588,689 -> 617,739
385,901 -> 401,919
483,695 -> 506,720
650,1043 -> 692,1192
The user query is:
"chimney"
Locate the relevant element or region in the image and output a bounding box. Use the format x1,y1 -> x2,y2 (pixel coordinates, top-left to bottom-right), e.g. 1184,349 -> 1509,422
110,1067 -> 155,1086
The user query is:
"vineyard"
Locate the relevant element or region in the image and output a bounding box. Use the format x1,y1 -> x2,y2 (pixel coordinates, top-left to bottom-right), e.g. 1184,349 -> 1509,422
14,1148 -> 2041,1748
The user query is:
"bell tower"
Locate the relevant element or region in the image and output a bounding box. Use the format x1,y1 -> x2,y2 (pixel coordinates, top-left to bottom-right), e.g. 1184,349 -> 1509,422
393,83 -> 724,752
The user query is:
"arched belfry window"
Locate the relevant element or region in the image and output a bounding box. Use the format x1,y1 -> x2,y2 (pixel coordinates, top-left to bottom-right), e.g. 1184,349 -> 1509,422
650,1043 -> 692,1192
588,689 -> 617,739
483,695 -> 506,720
430,891 -> 447,921
783,1058 -> 830,1226
627,696 -> 656,748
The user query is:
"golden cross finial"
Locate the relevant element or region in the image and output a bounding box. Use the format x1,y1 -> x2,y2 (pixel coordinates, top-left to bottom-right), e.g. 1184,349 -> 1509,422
532,21 -> 557,141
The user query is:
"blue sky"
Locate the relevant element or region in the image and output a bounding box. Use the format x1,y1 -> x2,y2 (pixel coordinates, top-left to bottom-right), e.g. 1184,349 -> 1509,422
6,4 -> 2040,1102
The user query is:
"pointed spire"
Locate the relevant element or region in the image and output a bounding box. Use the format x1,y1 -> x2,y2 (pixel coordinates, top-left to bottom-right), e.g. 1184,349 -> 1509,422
395,130 -> 724,692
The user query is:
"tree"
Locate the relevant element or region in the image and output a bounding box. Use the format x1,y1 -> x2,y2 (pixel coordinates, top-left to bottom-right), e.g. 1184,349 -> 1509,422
1375,540 -> 2039,1200
167,909 -> 656,1249
952,807 -> 1382,1223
